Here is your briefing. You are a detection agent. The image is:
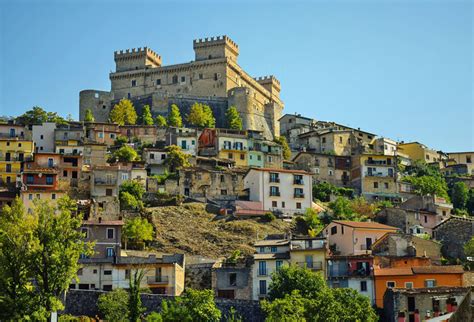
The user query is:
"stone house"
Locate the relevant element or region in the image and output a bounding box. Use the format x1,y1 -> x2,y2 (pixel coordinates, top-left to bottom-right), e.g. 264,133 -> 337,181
83,142 -> 108,167
165,127 -> 199,156
447,152 -> 474,175
298,129 -> 355,156
143,148 -> 168,175
85,122 -> 120,147
247,130 -> 283,169
292,151 -> 351,187
212,263 -> 252,300
0,123 -> 31,140
371,232 -> 441,262
383,286 -> 470,322
54,122 -> 85,149
433,216 -> 474,260
119,125 -> 165,145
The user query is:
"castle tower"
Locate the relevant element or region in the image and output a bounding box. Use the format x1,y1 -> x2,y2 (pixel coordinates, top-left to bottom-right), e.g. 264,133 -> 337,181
114,47 -> 162,72
254,75 -> 281,101
193,36 -> 239,62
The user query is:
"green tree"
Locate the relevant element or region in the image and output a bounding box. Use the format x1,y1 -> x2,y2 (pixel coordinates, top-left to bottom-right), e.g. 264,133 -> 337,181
261,291 -> 307,322
451,181 -> 469,210
16,106 -> 67,125
123,217 -> 154,249
0,198 -> 36,319
274,136 -> 291,160
187,102 -> 215,128
168,104 -> 183,127
84,108 -> 95,122
268,265 -> 326,300
156,115 -> 168,127
303,208 -> 323,234
312,182 -> 335,202
98,288 -> 129,322
110,99 -> 138,125
129,269 -> 146,322
225,106 -> 243,130
165,145 -> 191,172
114,135 -> 129,147
332,288 -> 378,321
403,175 -> 449,200
119,180 -> 145,211
141,105 -> 154,125
30,197 -> 93,316
113,145 -> 138,162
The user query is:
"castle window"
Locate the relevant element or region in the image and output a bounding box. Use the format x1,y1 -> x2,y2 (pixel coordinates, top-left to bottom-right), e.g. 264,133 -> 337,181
156,79 -> 161,85
172,75 -> 178,84
214,73 -> 218,81
131,80 -> 137,87
181,76 -> 186,83
199,73 -> 203,80
127,93 -> 131,99
102,105 -> 106,109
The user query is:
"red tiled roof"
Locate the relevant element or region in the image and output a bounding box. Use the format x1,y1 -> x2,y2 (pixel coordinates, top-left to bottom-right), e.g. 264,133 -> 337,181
374,268 -> 413,276
332,220 -> 398,230
411,265 -> 464,274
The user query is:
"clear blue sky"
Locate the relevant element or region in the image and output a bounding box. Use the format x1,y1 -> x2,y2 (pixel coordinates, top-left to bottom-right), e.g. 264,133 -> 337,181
0,0 -> 472,151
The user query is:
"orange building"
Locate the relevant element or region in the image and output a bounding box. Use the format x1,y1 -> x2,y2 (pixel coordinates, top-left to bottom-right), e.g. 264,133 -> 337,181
374,265 -> 464,308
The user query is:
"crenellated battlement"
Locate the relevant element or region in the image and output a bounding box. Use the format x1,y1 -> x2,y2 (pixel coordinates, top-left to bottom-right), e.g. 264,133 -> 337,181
114,47 -> 162,71
193,35 -> 238,50
193,35 -> 239,61
254,75 -> 281,93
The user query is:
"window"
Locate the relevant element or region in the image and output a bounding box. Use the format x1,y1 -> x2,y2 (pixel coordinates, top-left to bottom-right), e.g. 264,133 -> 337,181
322,137 -> 326,144
424,215 -> 428,223
425,279 -> 436,288
259,247 -> 265,253
18,143 -> 21,147
294,188 -> 304,198
27,174 -> 34,184
296,202 -> 302,209
281,201 -> 285,208
328,170 -> 333,176
40,135 -> 44,139
257,155 -> 262,161
259,280 -> 267,295
103,285 -> 112,291
81,228 -> 88,238
161,154 -> 166,160
29,194 -> 33,200
269,173 -> 279,183
181,76 -> 185,83
110,133 -> 115,139
258,261 -> 267,276
270,186 -> 280,196
51,193 -> 56,200
131,80 -> 137,87
228,153 -> 233,159
106,228 -> 115,239
172,75 -> 178,84
339,136 -> 343,143
240,154 -> 245,160
6,164 -> 11,173
271,246 -> 277,253
373,182 -> 379,189
331,226 -> 337,235
341,225 -> 344,234
214,73 -> 218,81
106,189 -> 113,196
384,182 -> 389,189
46,175 -> 53,185
272,201 -> 277,207
103,270 -> 112,276
405,282 -> 414,288
36,194 -> 40,199
425,154 -> 430,160
229,273 -> 237,286
150,153 -> 155,159
93,269 -> 97,274
360,281 -> 367,292
387,281 -> 396,288
199,73 -> 203,79
121,173 -> 129,180
276,260 -> 283,271
98,132 -> 104,139
63,170 -> 68,177
156,79 -> 161,85
106,247 -> 114,257
467,156 -> 472,163
221,189 -> 227,195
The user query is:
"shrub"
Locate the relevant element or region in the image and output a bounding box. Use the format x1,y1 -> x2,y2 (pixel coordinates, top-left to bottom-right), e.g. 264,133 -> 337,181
263,212 -> 276,222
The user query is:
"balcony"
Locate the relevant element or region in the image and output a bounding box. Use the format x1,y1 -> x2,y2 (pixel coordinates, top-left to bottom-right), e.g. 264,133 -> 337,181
269,191 -> 281,197
297,261 -> 323,271
0,156 -> 32,162
94,179 -> 117,186
147,275 -> 169,285
293,179 -> 304,185
365,160 -> 392,166
257,268 -> 271,276
294,193 -> 305,199
269,178 -> 280,183
365,172 -> 394,178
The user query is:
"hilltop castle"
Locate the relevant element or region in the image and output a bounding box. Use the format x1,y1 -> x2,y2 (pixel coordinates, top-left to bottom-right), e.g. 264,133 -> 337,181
79,35 -> 283,138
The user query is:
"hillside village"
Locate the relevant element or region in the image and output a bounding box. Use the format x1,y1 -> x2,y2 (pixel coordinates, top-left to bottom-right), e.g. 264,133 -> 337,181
1,35 -> 473,321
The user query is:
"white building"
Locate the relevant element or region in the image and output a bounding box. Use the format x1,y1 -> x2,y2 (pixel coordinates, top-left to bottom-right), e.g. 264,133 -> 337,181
32,122 -> 56,152
143,148 -> 168,175
251,238 -> 290,300
244,168 -> 313,216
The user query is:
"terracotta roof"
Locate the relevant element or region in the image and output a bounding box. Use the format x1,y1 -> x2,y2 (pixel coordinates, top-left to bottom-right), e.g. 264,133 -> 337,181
411,265 -> 464,274
332,220 -> 398,230
374,267 -> 413,276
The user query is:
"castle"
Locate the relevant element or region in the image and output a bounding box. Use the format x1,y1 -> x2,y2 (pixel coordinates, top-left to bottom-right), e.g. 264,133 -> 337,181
79,35 -> 283,138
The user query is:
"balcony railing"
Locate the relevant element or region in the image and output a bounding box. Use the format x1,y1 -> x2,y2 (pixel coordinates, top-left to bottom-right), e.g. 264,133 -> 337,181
147,275 -> 169,285
0,156 -> 33,162
293,179 -> 304,185
328,268 -> 372,278
94,179 -> 117,185
269,178 -> 280,183
257,269 -> 271,276
297,261 -> 323,270
365,172 -> 394,177
269,191 -> 281,197
365,160 -> 392,166
294,193 -> 305,199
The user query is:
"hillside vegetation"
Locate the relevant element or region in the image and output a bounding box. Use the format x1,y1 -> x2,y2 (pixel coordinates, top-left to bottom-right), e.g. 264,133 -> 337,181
145,203 -> 291,258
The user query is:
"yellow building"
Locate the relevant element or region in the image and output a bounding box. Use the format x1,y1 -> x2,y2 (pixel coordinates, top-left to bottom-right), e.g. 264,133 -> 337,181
352,154 -> 400,202
397,142 -> 440,164
290,237 -> 327,278
0,138 -> 34,186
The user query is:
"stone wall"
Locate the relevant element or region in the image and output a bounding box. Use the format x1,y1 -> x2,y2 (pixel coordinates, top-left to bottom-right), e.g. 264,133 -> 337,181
61,289 -> 265,321
185,262 -> 214,290
433,216 -> 474,260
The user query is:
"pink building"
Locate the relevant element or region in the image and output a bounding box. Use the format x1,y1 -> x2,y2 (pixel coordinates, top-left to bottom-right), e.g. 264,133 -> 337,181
324,221 -> 398,256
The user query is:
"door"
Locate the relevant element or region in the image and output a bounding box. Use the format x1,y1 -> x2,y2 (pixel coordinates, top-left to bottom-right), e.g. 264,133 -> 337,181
305,255 -> 313,268
366,238 -> 372,250
408,296 -> 415,311
48,158 -> 54,168
258,261 -> 267,275
9,129 -> 15,137
5,153 -> 10,161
